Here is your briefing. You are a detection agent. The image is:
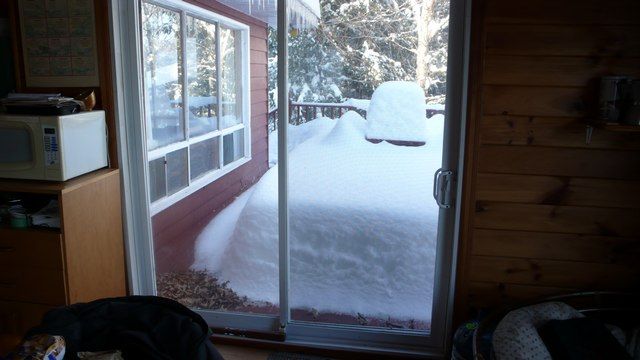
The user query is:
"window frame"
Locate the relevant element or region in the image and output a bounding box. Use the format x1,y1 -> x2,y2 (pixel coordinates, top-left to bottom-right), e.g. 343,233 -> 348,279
111,0 -> 472,355
141,0 -> 252,216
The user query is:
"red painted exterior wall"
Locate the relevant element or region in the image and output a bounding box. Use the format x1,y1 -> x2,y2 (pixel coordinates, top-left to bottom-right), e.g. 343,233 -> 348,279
152,1 -> 270,274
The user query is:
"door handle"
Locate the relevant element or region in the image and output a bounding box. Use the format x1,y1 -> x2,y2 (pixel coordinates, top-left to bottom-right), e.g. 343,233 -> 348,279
433,168 -> 454,209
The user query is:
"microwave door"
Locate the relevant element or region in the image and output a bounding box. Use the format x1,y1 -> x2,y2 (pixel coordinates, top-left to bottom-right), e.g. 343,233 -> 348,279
0,120 -> 45,179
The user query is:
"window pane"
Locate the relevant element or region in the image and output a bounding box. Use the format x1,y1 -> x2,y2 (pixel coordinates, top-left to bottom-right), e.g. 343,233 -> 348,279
0,127 -> 32,163
220,26 -> 242,129
190,137 -> 220,180
166,148 -> 188,195
186,16 -> 218,137
148,157 -> 166,202
142,2 -> 184,150
285,106 -> 444,331
223,129 -> 244,166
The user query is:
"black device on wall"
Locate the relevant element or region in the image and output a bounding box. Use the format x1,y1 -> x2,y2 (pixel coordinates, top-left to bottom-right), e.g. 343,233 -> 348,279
599,76 -> 640,126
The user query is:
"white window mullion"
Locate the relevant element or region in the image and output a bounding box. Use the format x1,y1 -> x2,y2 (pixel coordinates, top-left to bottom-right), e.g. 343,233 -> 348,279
180,10 -> 192,183
242,29 -> 251,159
215,22 -> 224,170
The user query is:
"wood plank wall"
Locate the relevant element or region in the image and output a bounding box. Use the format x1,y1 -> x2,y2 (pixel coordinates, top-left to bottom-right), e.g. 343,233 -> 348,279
152,1 -> 270,274
455,0 -> 640,318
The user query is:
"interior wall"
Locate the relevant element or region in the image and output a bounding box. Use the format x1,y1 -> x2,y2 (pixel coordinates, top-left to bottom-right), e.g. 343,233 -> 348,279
152,1 -> 270,274
455,0 -> 640,320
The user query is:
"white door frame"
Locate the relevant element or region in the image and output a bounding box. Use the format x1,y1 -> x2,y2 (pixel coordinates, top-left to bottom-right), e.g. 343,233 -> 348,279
109,0 -> 472,355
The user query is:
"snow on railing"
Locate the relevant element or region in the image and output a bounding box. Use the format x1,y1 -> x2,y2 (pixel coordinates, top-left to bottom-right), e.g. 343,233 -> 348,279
268,101 -> 445,131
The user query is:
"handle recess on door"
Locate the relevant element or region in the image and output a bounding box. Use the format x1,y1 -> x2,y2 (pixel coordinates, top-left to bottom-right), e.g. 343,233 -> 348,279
433,168 -> 455,209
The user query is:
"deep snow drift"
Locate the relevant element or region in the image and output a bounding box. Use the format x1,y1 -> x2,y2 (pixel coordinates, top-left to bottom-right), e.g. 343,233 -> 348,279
193,111 -> 444,322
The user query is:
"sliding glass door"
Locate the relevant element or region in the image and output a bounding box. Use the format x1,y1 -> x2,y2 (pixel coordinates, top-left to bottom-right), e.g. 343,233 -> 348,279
111,0 -> 469,355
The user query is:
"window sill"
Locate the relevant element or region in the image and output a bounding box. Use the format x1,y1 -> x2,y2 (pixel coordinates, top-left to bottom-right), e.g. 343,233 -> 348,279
209,333 -> 445,360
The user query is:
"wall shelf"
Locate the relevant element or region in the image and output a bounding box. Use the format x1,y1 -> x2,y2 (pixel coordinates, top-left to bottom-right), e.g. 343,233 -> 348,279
599,123 -> 640,133
585,122 -> 640,144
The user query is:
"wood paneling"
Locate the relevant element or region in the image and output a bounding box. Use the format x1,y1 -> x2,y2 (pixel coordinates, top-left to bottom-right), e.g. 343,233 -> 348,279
152,5 -> 270,274
250,35 -> 268,53
480,115 -> 640,150
472,229 -> 640,264
484,55 -> 640,87
466,282 -> 577,309
478,146 -> 640,179
61,169 -> 126,303
484,0 -> 640,25
485,25 -> 640,57
476,173 -> 640,208
482,86 -> 591,117
475,202 -> 640,237
454,0 -> 640,321
469,256 -> 640,290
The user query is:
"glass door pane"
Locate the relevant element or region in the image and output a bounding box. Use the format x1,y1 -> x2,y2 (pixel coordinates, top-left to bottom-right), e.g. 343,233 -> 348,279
286,0 -> 450,332
140,0 -> 279,321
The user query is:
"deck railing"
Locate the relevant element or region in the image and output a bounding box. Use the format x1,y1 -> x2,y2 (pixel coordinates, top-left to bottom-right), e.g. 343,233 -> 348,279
268,101 -> 445,131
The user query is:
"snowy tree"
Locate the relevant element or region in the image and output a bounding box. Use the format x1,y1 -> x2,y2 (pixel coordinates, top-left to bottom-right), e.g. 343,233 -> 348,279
414,0 -> 449,103
268,0 -> 450,111
268,26 -> 345,109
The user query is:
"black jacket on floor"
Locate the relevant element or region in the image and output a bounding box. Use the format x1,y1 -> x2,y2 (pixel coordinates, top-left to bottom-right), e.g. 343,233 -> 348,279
25,296 -> 224,360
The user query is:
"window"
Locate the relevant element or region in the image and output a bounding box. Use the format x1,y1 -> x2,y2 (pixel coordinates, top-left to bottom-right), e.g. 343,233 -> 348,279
141,1 -> 250,214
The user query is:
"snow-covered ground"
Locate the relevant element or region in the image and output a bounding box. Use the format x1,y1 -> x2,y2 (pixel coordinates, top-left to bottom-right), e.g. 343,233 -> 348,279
192,109 -> 444,322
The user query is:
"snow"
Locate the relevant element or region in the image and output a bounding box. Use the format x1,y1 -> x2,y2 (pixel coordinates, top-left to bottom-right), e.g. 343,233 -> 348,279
267,117 -> 336,167
192,186 -> 255,273
342,98 -> 370,111
365,81 -> 428,143
427,103 -> 445,111
193,110 -> 445,322
341,99 -> 444,114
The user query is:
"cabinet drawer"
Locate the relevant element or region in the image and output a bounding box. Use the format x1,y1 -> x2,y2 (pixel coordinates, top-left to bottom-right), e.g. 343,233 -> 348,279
0,300 -> 53,336
0,229 -> 63,270
0,268 -> 66,305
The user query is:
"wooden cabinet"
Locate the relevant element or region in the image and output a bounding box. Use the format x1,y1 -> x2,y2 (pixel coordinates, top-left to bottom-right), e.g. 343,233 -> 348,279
0,169 -> 126,338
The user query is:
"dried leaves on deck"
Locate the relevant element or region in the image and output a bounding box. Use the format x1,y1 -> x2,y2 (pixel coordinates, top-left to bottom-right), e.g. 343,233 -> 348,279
156,270 -> 249,311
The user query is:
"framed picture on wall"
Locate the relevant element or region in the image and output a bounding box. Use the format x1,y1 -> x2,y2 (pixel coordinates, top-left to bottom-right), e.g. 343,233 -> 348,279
16,0 -> 99,87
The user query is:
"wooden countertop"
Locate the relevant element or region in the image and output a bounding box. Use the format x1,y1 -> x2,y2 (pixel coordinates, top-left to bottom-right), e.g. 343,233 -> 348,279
0,168 -> 120,194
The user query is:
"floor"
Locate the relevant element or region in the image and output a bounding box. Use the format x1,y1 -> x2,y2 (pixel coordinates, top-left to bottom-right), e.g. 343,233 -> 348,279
216,344 -> 271,360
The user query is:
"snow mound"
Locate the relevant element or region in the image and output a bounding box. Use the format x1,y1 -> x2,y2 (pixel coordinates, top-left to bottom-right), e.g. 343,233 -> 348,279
192,186 -> 255,273
268,117 -> 336,167
342,98 -> 370,111
193,112 -> 445,322
365,81 -> 427,143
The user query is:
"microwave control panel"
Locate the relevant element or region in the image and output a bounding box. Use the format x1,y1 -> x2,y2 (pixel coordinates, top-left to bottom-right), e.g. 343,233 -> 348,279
43,127 -> 59,167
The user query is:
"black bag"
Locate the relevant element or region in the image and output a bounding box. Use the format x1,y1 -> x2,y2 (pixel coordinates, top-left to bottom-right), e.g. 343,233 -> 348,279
25,296 -> 224,360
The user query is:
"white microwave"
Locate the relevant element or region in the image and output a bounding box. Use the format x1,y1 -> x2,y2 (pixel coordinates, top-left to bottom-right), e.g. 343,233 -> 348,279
0,111 -> 108,181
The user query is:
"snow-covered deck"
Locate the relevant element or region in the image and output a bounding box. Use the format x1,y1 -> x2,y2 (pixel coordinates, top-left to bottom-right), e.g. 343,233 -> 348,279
192,109 -> 444,322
